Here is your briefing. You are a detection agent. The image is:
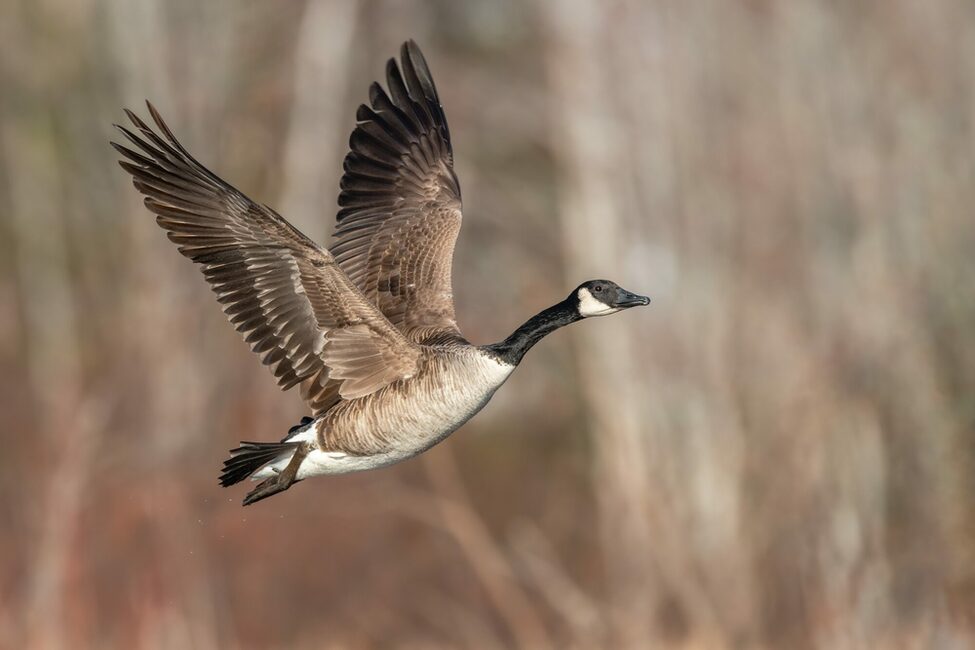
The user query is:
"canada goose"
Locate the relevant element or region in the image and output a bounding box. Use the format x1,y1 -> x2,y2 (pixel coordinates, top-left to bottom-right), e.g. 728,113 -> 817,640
113,41 -> 649,505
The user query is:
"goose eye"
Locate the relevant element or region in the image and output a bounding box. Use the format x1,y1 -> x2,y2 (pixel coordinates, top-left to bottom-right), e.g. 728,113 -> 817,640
593,285 -> 603,293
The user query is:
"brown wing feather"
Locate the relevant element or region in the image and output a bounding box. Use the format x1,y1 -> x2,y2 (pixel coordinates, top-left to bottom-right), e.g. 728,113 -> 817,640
113,103 -> 420,413
323,324 -> 418,399
331,41 -> 464,343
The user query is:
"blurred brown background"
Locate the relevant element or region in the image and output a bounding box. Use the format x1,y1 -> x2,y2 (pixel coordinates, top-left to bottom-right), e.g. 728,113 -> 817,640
2,0 -> 974,648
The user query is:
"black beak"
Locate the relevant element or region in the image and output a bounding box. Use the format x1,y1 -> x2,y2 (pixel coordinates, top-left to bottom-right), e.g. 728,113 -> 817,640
615,288 -> 651,308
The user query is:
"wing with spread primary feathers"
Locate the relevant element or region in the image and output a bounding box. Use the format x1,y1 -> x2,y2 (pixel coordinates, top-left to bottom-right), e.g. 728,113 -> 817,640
113,103 -> 420,412
331,40 -> 464,343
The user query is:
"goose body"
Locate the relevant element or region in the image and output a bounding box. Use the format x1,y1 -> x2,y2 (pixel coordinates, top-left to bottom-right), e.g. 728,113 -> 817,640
271,348 -> 515,480
113,41 -> 649,505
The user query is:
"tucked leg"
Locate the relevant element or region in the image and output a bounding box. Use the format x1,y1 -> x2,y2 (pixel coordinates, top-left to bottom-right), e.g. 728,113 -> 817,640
242,443 -> 309,506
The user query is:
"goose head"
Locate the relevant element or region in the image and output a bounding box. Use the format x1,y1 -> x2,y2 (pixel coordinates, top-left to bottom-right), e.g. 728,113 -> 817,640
574,280 -> 650,318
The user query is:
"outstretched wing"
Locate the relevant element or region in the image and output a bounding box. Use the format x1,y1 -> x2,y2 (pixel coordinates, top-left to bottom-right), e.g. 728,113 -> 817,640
113,103 -> 420,412
331,40 -> 464,343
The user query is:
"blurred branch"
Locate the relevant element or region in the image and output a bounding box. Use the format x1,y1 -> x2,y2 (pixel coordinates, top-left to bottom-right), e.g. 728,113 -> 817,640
4,104 -> 105,647
418,451 -> 553,650
539,0 -> 659,644
508,521 -> 606,646
278,0 -> 359,242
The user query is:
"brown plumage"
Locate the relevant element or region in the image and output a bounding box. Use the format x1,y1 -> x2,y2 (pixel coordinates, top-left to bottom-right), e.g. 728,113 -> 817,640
113,40 -> 651,505
333,41 -> 463,342
113,103 -> 421,413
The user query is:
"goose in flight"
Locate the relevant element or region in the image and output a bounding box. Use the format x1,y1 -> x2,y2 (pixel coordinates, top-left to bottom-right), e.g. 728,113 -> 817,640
113,41 -> 650,505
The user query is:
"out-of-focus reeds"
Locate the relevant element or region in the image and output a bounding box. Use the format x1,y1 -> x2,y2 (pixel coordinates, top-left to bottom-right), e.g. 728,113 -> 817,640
1,0 -> 973,648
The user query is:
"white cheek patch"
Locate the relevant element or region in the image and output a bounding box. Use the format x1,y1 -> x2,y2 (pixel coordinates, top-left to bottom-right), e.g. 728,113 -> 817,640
577,287 -> 621,317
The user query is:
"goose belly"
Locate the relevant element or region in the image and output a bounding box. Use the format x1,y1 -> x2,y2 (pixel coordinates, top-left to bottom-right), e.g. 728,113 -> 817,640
308,352 -> 515,475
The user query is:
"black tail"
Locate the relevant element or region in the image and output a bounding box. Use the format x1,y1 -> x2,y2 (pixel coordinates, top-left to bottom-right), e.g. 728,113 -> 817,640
219,441 -> 299,487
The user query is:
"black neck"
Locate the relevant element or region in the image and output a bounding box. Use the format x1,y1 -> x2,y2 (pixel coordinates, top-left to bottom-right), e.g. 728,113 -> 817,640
483,297 -> 580,365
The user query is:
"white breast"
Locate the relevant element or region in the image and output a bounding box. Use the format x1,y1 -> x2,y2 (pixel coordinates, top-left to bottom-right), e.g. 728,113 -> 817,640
384,351 -> 516,450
